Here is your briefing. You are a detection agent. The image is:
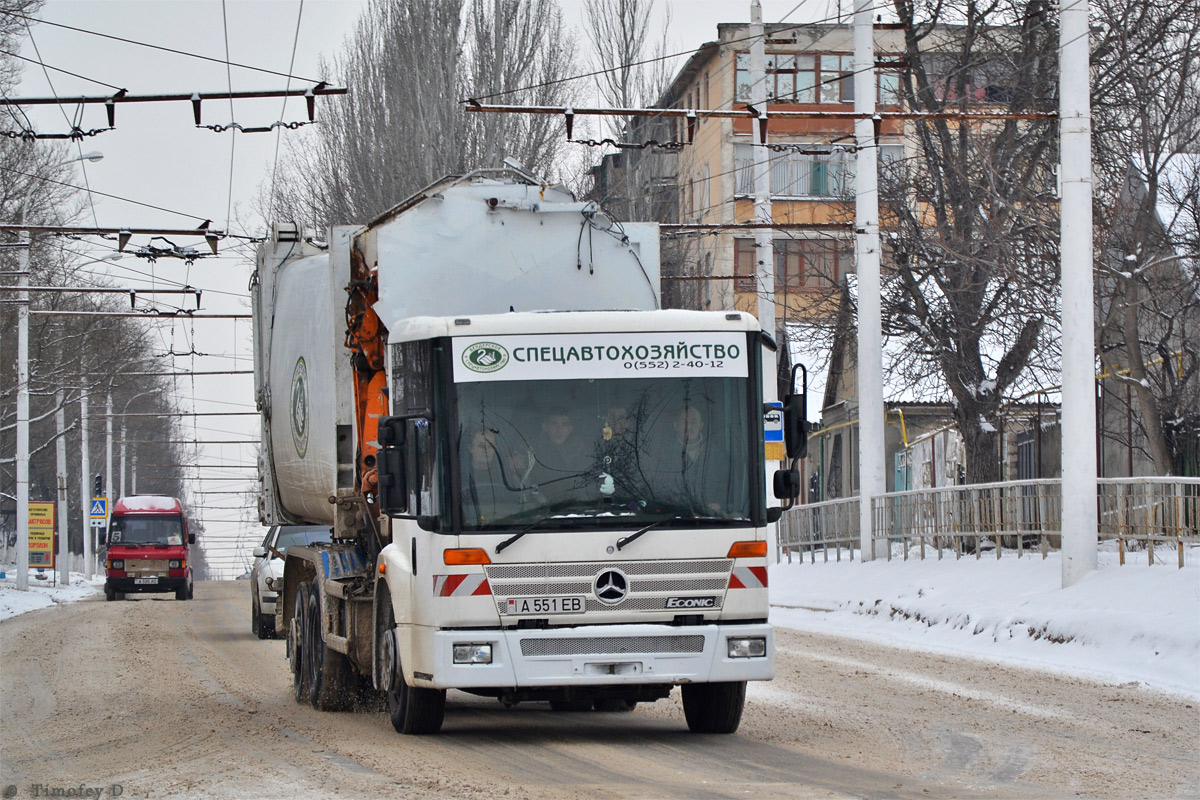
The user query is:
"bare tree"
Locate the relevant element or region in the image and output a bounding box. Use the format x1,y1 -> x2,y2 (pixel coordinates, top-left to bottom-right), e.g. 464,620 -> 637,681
266,0 -> 577,230
1,0 -> 193,553
583,0 -> 671,137
264,0 -> 466,227
0,0 -> 41,92
1091,0 -> 1200,476
879,0 -> 1061,484
461,0 -> 576,174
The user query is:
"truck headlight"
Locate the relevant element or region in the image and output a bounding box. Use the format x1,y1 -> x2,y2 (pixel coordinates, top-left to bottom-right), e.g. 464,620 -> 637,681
453,643 -> 493,664
109,559 -> 124,570
727,637 -> 767,658
169,560 -> 182,569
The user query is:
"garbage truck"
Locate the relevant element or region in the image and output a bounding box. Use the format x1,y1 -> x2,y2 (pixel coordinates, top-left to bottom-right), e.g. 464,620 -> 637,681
252,169 -> 805,734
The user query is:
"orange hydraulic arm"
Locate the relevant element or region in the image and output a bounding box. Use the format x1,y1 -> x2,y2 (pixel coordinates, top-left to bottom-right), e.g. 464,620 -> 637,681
345,244 -> 388,504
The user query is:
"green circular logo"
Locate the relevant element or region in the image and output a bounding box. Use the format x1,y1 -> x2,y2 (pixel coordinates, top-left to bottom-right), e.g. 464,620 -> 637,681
290,357 -> 309,458
462,342 -> 509,374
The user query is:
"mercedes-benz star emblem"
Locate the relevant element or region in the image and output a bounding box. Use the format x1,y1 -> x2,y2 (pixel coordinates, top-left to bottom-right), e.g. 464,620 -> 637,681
593,569 -> 629,605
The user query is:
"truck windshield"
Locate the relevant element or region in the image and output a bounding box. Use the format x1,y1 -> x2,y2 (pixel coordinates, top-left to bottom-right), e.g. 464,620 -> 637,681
454,376 -> 751,531
109,515 -> 185,546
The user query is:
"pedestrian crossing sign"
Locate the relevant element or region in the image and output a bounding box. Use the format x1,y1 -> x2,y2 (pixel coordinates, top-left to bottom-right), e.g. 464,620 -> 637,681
90,497 -> 108,519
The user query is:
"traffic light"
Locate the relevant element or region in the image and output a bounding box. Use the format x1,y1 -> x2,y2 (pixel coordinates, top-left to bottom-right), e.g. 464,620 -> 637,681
94,474 -> 103,495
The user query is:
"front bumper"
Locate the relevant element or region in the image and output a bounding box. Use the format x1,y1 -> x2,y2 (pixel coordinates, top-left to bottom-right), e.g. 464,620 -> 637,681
106,576 -> 187,594
423,622 -> 773,690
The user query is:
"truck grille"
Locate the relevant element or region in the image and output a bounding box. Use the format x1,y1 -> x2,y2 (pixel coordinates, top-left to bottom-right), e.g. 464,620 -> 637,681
520,634 -> 706,657
125,559 -> 169,574
485,559 -> 733,616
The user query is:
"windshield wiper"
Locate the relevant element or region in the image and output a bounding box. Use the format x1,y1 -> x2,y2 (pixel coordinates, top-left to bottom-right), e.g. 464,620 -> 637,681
616,516 -> 681,551
495,515 -> 563,555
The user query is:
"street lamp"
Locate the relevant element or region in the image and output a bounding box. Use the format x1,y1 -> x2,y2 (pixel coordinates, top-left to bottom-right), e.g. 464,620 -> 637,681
14,150 -> 103,591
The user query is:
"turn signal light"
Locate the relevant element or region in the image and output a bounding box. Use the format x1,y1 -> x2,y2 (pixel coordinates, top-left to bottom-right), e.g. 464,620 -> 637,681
727,541 -> 767,559
444,548 -> 491,566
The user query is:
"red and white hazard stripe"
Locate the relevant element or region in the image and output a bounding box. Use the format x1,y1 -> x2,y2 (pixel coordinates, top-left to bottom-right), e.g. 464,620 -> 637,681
728,566 -> 767,589
433,573 -> 491,597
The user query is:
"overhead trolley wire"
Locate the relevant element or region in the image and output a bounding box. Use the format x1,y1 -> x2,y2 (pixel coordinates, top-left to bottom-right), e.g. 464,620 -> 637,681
1,10 -> 328,84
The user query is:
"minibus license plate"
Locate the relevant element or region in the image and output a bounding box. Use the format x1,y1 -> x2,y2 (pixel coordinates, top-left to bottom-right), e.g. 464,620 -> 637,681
506,596 -> 585,615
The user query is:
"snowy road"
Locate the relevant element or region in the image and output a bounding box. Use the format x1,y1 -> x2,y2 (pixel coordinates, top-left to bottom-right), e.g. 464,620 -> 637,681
1,581 -> 1195,799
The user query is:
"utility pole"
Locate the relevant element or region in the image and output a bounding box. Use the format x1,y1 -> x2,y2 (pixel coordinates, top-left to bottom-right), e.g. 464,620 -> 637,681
750,1 -> 781,561
106,392 -> 114,508
14,228 -> 30,590
854,0 -> 886,560
750,1 -> 775,340
1060,0 -> 1096,587
56,389 -> 69,586
80,392 -> 92,579
119,419 -> 127,500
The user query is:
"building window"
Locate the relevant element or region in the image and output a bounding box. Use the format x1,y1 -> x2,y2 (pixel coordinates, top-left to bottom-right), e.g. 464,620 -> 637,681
734,238 -> 758,292
736,52 -> 895,104
734,238 -> 852,292
734,143 -> 857,197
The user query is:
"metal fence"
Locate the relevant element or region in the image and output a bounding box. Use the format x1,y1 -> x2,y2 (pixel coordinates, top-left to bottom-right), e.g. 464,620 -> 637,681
777,496 -> 860,563
1097,478 -> 1200,567
777,477 -> 1200,567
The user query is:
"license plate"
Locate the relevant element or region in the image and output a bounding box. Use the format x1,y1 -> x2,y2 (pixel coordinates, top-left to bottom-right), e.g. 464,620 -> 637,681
134,577 -> 159,585
505,595 -> 585,615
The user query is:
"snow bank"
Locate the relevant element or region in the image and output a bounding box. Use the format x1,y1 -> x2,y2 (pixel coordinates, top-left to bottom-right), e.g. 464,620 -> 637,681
0,569 -> 102,621
770,546 -> 1200,699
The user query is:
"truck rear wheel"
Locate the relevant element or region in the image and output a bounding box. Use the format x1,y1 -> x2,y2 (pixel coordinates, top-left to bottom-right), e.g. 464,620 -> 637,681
379,603 -> 445,734
105,584 -> 115,602
291,584 -> 309,703
681,681 -> 746,734
303,577 -> 352,711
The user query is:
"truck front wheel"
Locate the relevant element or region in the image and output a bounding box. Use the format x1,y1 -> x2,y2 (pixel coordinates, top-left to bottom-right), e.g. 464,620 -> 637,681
303,577 -> 352,711
681,681 -> 746,734
378,603 -> 445,734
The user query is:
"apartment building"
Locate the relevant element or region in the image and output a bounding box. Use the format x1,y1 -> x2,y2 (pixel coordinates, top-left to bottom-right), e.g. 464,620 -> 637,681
650,23 -> 907,320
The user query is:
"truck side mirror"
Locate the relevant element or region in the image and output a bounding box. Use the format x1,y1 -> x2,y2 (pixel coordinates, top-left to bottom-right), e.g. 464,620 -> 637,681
378,415 -> 406,448
783,363 -> 809,460
188,532 -> 196,545
773,468 -> 801,501
98,530 -> 107,546
253,546 -> 267,558
378,449 -> 407,514
377,416 -> 408,515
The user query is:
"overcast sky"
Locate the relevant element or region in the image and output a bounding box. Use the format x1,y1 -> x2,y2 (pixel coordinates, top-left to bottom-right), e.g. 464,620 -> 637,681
13,0 -> 849,576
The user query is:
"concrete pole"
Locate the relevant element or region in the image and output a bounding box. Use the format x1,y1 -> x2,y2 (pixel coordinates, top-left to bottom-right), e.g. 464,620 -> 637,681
131,453 -> 138,495
750,1 -> 775,338
119,419 -> 127,500
80,392 -> 92,579
105,392 -> 113,512
1060,0 -> 1097,586
56,390 -> 69,586
15,230 -> 30,590
750,1 -> 781,559
854,0 -> 886,560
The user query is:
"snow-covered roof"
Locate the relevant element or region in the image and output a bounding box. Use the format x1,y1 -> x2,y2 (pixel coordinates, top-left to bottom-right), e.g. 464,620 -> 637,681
114,496 -> 182,514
